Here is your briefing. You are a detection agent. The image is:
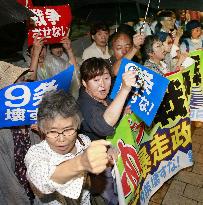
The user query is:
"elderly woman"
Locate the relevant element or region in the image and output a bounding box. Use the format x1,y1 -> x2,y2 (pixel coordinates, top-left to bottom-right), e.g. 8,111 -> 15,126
77,57 -> 137,205
25,90 -> 111,205
142,35 -> 170,75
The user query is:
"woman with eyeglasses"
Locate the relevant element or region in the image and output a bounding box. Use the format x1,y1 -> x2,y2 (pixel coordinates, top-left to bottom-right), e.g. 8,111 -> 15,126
25,90 -> 112,205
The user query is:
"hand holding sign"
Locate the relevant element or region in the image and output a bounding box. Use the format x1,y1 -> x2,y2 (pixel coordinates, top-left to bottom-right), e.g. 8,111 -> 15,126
60,29 -> 72,51
32,34 -> 46,55
121,70 -> 139,92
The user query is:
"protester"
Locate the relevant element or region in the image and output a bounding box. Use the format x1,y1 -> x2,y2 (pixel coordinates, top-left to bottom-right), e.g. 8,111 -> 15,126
108,31 -> 145,76
82,22 -> 111,61
152,10 -> 177,39
45,32 -> 79,79
44,33 -> 80,99
142,35 -> 170,75
156,31 -> 188,71
180,20 -> 203,52
77,57 -> 139,205
25,90 -> 112,205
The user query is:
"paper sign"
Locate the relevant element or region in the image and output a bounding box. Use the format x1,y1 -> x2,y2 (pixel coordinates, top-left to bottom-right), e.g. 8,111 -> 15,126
0,65 -> 74,128
28,5 -> 72,46
110,58 -> 170,126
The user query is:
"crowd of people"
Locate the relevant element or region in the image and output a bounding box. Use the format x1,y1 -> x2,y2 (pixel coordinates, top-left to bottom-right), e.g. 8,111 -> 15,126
0,8 -> 203,205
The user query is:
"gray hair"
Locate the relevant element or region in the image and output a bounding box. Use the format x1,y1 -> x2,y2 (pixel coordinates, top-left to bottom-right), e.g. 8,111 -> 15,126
37,90 -> 82,133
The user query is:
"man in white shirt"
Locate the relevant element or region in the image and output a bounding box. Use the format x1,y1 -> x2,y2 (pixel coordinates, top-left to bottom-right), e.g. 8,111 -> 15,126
82,22 -> 111,61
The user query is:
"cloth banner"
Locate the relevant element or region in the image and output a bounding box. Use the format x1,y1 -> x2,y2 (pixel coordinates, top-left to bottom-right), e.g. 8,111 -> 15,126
190,50 -> 203,121
0,65 -> 74,128
110,58 -> 170,126
28,4 -> 72,46
107,65 -> 194,205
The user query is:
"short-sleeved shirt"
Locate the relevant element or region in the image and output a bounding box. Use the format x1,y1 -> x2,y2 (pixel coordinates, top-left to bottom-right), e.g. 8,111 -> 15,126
77,88 -> 115,141
82,42 -> 110,61
180,36 -> 203,53
25,134 -> 91,205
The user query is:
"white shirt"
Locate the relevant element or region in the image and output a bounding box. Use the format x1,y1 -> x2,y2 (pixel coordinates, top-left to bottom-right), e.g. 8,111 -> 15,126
82,42 -> 110,60
25,134 -> 91,205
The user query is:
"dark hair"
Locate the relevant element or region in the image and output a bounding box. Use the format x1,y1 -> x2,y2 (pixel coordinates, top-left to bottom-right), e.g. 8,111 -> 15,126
90,22 -> 110,35
157,10 -> 176,20
117,23 -> 136,37
155,10 -> 176,33
80,57 -> 112,82
108,31 -> 133,49
186,20 -> 201,38
49,43 -> 63,50
141,35 -> 160,62
156,31 -> 170,42
27,44 -> 47,56
37,90 -> 81,132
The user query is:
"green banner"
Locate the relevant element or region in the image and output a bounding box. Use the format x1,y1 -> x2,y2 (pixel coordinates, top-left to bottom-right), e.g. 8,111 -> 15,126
107,65 -> 194,205
190,50 -> 203,121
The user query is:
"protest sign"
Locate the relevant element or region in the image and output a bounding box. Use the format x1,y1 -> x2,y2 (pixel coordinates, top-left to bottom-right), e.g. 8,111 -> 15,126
107,66 -> 194,205
28,4 -> 72,46
110,58 -> 169,126
0,65 -> 74,128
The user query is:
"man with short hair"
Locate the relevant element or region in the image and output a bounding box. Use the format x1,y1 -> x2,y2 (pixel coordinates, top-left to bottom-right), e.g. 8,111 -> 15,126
82,22 -> 111,61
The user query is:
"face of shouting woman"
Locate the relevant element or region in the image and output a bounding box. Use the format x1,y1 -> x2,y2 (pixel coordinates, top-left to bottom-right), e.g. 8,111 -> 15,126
82,68 -> 111,101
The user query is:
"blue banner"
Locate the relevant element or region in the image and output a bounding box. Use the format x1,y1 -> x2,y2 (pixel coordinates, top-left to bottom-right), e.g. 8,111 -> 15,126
0,65 -> 74,128
110,58 -> 169,126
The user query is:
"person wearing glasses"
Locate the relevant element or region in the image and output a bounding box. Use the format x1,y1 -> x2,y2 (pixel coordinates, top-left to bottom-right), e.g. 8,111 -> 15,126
25,90 -> 111,205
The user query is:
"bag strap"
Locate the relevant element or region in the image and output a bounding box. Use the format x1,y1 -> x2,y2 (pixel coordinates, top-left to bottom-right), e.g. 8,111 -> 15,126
183,39 -> 190,52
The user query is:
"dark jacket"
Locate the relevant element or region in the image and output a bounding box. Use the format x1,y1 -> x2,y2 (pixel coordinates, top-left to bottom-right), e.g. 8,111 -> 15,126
77,88 -> 115,141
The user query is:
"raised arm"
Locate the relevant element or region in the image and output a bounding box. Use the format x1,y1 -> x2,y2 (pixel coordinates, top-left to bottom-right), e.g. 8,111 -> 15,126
51,140 -> 111,184
103,70 -> 136,126
61,29 -> 79,71
29,36 -> 45,81
113,34 -> 145,76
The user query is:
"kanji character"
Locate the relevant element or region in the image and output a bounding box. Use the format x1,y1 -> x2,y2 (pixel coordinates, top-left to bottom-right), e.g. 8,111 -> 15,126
142,70 -> 154,95
45,9 -> 61,25
142,181 -> 152,199
151,172 -> 160,188
138,146 -> 151,178
150,133 -> 171,166
171,120 -> 191,151
32,9 -> 47,26
5,108 -> 26,121
32,80 -> 58,106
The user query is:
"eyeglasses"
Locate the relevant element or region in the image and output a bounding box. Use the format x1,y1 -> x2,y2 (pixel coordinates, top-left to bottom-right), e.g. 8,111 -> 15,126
46,128 -> 77,139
